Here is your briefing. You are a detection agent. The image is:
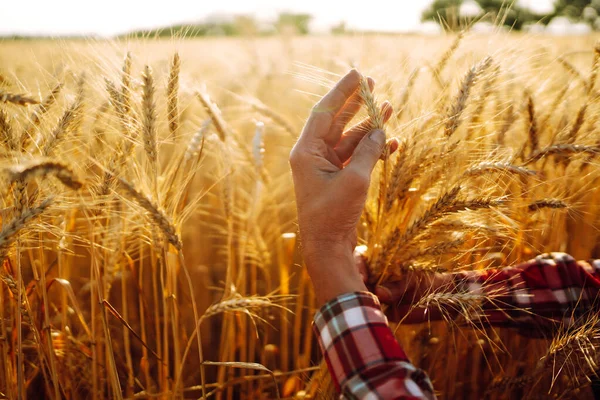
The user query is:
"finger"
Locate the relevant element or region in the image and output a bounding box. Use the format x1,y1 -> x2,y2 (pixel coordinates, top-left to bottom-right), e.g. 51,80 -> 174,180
375,283 -> 413,304
344,129 -> 386,180
334,101 -> 393,163
328,77 -> 374,145
300,69 -> 361,142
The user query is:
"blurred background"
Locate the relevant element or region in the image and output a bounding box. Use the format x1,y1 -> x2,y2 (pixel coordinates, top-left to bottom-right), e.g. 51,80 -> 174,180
2,0 -> 600,38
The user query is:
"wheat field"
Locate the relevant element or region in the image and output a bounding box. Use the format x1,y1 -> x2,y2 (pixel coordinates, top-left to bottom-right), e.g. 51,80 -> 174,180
1,32 -> 600,399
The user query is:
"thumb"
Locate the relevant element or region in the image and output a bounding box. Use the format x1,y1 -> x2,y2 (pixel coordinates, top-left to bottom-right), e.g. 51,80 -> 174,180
347,129 -> 386,175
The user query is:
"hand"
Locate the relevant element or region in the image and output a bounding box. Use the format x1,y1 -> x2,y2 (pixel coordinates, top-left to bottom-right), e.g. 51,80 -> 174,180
354,246 -> 454,323
290,69 -> 395,304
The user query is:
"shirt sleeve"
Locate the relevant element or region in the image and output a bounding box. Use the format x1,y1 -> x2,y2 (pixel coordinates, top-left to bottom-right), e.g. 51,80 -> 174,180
453,253 -> 600,335
313,291 -> 436,399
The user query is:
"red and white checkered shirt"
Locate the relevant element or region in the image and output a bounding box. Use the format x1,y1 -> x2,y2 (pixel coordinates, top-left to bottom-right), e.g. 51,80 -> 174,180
313,292 -> 436,399
313,253 -> 600,399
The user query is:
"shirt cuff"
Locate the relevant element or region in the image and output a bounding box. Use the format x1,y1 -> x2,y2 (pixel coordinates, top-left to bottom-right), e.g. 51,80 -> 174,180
313,291 -> 409,390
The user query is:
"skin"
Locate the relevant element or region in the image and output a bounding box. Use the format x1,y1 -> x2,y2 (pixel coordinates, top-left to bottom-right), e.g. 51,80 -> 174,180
354,245 -> 453,322
290,69 -> 451,313
289,69 -> 397,305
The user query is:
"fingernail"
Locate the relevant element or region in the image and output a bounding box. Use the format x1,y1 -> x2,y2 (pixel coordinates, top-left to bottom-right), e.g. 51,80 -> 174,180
376,286 -> 393,303
369,129 -> 385,145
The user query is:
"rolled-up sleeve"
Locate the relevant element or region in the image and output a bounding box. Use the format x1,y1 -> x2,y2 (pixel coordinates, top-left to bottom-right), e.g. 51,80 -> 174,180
313,291 -> 435,399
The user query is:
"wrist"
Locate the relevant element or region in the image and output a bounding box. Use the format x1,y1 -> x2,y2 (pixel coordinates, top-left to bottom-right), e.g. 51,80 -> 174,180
301,240 -> 367,305
301,240 -> 353,263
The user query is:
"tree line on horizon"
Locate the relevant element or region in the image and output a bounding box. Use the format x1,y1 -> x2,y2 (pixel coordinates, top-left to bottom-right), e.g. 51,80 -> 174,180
2,1 -> 598,40
127,1 -> 600,38
423,0 -> 600,31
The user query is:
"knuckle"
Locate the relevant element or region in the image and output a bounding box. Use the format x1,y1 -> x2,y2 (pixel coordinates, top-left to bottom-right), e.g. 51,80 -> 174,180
288,146 -> 305,169
361,137 -> 383,154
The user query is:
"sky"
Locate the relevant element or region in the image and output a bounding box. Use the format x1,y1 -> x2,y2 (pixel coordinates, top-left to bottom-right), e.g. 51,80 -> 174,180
0,0 -> 556,37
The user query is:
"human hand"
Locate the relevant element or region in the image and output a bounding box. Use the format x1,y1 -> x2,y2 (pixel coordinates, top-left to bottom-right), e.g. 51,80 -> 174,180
354,246 -> 454,323
290,69 -> 395,304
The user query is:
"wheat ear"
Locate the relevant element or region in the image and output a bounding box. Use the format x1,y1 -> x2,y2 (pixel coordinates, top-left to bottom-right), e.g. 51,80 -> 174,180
395,68 -> 420,120
557,56 -> 586,88
0,109 -> 16,151
524,144 -> 599,165
167,53 -> 180,136
142,65 -> 158,169
10,160 -> 83,190
42,80 -> 84,155
444,56 -> 493,138
115,177 -> 182,250
463,162 -> 537,179
528,199 -> 568,212
359,74 -> 383,131
433,31 -> 465,88
589,42 -> 600,94
0,90 -> 38,106
565,103 -> 587,144
0,197 -> 54,260
21,82 -> 63,148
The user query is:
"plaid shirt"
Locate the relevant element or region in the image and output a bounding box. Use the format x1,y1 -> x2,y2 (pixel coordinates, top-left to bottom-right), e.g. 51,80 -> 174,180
443,252 -> 599,335
313,253 -> 600,399
314,292 -> 436,399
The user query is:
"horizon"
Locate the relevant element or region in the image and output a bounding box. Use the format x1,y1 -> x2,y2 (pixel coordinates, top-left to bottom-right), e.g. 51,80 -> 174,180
1,0 -> 555,37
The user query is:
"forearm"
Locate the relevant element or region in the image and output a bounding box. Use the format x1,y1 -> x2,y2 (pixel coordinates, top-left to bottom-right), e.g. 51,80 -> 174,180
388,253 -> 600,335
426,254 -> 600,334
